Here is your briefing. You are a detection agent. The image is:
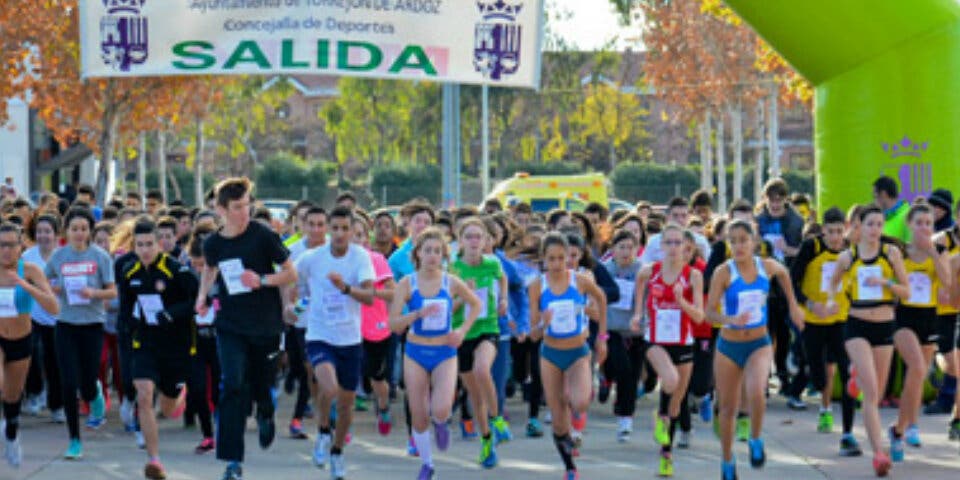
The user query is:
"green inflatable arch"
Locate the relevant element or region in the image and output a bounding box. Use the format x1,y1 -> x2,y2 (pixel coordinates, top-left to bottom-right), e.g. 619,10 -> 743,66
725,0 -> 960,213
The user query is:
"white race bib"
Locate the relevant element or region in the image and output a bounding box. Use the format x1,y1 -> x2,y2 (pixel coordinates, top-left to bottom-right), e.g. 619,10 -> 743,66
420,299 -> 449,332
218,258 -> 250,295
612,278 -> 635,311
195,307 -> 215,326
763,233 -> 785,260
856,265 -> 883,301
908,272 -> 932,305
137,294 -> 164,326
64,275 -> 90,306
465,287 -> 489,319
820,261 -> 837,294
0,288 -> 16,317
322,291 -> 350,325
654,309 -> 681,343
548,300 -> 577,335
737,290 -> 765,326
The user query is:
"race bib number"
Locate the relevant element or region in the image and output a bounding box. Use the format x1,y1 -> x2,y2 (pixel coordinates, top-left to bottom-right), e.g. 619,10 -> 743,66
465,287 -> 489,319
64,275 -> 90,306
763,234 -> 785,260
737,290 -> 765,326
612,278 -> 635,311
856,266 -> 883,301
908,272 -> 932,305
0,288 -> 16,317
420,299 -> 449,332
548,300 -> 577,335
322,291 -> 350,325
218,259 -> 250,295
820,261 -> 837,294
654,309 -> 681,343
137,294 -> 164,326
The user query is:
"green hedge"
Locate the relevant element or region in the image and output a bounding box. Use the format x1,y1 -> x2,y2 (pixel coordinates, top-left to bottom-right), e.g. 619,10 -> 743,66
144,166 -> 216,207
369,163 -> 442,206
610,162 -> 814,204
254,153 -> 329,203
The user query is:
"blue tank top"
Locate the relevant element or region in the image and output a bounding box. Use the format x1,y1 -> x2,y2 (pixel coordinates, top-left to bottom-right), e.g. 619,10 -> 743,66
539,270 -> 587,339
407,273 -> 453,337
2,260 -> 33,316
723,257 -> 769,330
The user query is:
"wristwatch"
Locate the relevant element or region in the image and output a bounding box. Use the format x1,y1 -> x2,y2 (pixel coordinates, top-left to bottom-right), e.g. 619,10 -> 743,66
342,285 -> 352,295
259,274 -> 269,287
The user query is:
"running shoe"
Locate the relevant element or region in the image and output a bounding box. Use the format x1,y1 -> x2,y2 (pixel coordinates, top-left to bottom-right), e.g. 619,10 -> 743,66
377,410 -> 392,436
491,416 -> 513,444
544,411 -> 553,424
120,399 -> 135,431
331,453 -> 346,480
949,418 -> 960,440
677,431 -> 691,449
847,366 -> 860,399
654,413 -> 670,446
839,433 -> 862,457
136,431 -> 146,449
85,414 -> 106,430
314,433 -> 332,467
736,416 -> 750,442
526,418 -> 544,438
721,459 -> 737,480
51,408 -> 66,424
873,452 -> 892,477
817,410 -> 834,433
571,429 -> 583,448
658,450 -> 674,477
91,381 -> 106,419
747,437 -> 765,468
571,411 -> 587,432
616,416 -> 632,443
888,426 -> 904,462
195,437 -> 215,454
221,463 -> 243,480
598,378 -> 612,404
407,436 -> 419,457
786,396 -> 807,411
4,435 -> 21,468
700,394 -> 713,423
479,435 -> 498,469
417,464 -> 435,480
144,459 -> 167,480
289,419 -> 308,439
23,395 -> 41,417
460,419 -> 478,439
355,396 -> 368,412
257,415 -> 275,449
905,423 -> 921,447
434,420 -> 450,451
564,469 -> 579,480
64,439 -> 83,460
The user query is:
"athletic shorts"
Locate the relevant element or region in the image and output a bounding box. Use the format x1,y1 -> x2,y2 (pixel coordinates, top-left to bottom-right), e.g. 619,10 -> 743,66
895,306 -> 939,345
132,350 -> 189,398
362,338 -> 391,382
457,333 -> 498,373
644,343 -> 694,364
937,314 -> 960,353
306,340 -> 362,392
844,316 -> 894,347
0,332 -> 32,363
716,335 -> 771,369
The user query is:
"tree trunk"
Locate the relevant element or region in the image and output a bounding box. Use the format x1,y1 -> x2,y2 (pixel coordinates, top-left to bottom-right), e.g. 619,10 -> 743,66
755,101 -> 765,205
731,101 -> 743,201
716,112 -> 727,213
157,130 -> 167,201
168,167 -> 182,202
195,117 -> 205,207
95,80 -> 119,207
768,90 -> 780,178
700,111 -> 713,193
609,141 -> 617,171
138,131 -> 147,200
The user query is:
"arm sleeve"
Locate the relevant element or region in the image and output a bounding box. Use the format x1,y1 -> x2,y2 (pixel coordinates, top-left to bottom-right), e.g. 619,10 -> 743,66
704,242 -> 726,287
592,262 -> 619,304
790,239 -> 816,305
263,227 -> 290,266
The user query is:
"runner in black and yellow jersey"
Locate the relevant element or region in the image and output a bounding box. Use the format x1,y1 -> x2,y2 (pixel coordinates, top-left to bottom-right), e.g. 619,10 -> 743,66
930,219 -> 960,439
790,207 -> 860,456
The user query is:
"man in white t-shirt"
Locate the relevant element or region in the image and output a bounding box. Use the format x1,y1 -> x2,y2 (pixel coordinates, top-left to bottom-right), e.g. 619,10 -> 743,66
295,206 -> 374,480
640,196 -> 711,265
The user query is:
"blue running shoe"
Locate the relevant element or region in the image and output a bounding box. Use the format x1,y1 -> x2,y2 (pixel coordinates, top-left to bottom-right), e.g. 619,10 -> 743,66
748,437 -> 765,468
888,427 -> 905,462
700,394 -> 713,423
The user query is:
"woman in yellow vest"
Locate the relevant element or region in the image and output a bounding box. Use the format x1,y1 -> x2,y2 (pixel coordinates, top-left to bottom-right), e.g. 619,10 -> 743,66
826,204 -> 910,477
889,202 -> 951,460
930,222 -> 960,439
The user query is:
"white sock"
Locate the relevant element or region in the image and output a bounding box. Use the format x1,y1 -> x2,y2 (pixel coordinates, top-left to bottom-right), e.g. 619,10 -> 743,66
413,429 -> 433,467
820,406 -> 830,414
617,416 -> 633,431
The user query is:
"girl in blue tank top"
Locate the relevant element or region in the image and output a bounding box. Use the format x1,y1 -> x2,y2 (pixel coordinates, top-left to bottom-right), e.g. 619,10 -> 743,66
529,232 -> 608,480
0,222 -> 60,467
389,228 -> 481,480
704,220 -> 804,480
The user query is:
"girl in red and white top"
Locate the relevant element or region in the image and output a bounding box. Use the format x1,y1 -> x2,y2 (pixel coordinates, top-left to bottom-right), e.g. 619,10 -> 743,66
629,223 -> 705,477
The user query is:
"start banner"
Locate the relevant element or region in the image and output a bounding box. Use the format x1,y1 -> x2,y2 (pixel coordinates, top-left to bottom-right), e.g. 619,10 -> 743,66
79,0 -> 544,88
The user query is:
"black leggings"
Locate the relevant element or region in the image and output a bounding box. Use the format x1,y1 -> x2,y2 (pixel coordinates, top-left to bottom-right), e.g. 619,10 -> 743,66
34,323 -> 63,411
603,332 -> 644,417
768,299 -> 791,386
803,323 -> 855,434
511,338 -> 542,419
25,322 -> 44,397
189,335 -> 221,439
55,322 -> 104,440
285,327 -> 311,420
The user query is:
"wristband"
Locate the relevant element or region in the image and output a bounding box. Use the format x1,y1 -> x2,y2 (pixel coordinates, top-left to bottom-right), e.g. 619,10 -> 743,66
598,333 -> 610,341
342,284 -> 352,295
259,274 -> 269,287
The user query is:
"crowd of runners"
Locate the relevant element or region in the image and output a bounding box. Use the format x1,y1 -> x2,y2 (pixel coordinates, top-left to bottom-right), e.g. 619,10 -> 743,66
0,174 -> 957,480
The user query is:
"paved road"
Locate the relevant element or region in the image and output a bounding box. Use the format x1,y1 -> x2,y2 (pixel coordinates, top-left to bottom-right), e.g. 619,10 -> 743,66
3,388 -> 958,480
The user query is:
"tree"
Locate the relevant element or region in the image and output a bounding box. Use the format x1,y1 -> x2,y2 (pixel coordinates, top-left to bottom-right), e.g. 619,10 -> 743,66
571,82 -> 647,169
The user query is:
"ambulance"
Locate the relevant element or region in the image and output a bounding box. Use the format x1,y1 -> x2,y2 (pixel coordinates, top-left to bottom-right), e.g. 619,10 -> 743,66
484,172 -> 609,212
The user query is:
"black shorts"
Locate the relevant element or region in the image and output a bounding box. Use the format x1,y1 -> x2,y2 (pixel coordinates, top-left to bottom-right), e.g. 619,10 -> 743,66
132,350 -> 190,398
937,314 -> 960,353
0,332 -> 32,363
306,341 -> 362,392
458,334 -> 498,373
895,306 -> 939,345
844,316 -> 894,347
802,323 -> 845,364
363,338 -> 391,381
645,343 -> 694,364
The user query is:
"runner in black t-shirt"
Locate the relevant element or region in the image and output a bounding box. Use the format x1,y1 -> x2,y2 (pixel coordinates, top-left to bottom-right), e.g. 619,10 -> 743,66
195,178 -> 296,480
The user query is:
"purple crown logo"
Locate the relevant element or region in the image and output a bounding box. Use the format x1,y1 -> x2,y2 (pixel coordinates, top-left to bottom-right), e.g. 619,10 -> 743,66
882,135 -> 928,159
477,0 -> 523,20
100,0 -> 148,72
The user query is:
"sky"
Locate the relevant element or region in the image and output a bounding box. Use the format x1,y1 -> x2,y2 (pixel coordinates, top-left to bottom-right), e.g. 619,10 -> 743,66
548,0 -> 643,51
